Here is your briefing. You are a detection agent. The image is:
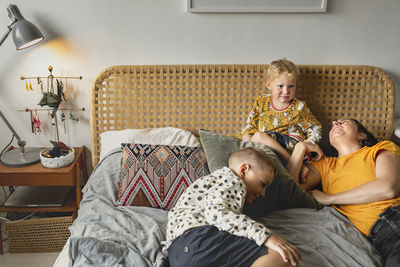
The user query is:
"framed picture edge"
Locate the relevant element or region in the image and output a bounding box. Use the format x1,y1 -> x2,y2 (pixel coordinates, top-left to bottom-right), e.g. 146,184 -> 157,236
187,0 -> 328,13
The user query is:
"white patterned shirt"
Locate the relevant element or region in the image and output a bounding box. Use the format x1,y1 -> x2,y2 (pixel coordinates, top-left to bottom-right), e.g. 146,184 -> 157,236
162,167 -> 271,251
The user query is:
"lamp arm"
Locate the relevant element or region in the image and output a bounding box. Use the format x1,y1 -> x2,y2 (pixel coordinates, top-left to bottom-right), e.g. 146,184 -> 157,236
0,19 -> 16,47
0,110 -> 26,154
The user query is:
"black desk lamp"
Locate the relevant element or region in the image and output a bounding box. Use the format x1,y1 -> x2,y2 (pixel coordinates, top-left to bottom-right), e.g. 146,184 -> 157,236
0,4 -> 44,167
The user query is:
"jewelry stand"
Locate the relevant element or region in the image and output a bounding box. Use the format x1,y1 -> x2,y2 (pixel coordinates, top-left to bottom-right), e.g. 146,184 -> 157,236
20,65 -> 83,143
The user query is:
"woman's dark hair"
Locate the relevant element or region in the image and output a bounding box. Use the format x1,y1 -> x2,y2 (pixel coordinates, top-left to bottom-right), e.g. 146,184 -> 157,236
349,118 -> 379,147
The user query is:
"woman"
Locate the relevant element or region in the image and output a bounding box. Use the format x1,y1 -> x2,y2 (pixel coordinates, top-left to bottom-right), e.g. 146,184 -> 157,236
286,118 -> 400,267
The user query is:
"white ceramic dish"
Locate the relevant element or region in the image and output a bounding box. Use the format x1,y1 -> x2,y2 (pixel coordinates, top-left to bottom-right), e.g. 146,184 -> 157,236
40,147 -> 75,168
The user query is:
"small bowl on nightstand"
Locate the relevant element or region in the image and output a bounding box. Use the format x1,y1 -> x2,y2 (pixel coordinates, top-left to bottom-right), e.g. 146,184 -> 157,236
40,147 -> 75,168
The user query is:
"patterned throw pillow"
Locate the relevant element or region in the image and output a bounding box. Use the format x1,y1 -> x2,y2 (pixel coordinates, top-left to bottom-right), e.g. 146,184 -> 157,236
116,143 -> 210,210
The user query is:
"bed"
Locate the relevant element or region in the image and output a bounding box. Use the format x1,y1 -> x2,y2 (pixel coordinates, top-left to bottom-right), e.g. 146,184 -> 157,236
54,64 -> 395,267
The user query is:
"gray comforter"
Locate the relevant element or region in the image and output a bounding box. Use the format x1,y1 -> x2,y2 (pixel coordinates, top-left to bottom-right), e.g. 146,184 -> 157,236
68,149 -> 382,267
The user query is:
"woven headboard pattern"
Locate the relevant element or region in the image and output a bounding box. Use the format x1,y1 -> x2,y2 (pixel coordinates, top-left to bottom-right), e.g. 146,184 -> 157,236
90,65 -> 394,166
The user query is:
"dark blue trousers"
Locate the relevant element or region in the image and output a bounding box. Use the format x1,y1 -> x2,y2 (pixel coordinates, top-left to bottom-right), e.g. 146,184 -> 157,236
369,205 -> 400,267
168,225 -> 268,267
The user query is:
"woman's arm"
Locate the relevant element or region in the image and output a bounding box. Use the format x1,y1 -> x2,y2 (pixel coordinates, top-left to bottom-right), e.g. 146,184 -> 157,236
311,150 -> 400,205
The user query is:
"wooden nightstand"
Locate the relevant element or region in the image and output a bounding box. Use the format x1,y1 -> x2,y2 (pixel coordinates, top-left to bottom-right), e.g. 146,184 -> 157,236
0,146 -> 88,254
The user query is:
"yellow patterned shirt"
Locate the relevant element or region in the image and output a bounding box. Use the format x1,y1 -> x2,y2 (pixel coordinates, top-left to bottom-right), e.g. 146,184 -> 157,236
240,94 -> 322,143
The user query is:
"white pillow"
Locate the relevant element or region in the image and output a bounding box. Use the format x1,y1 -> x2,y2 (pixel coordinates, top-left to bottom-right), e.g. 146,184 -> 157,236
99,127 -> 200,160
394,119 -> 400,139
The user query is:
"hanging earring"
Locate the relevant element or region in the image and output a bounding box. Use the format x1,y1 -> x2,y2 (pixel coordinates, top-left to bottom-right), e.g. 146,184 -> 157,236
64,79 -> 72,101
61,80 -> 66,101
30,110 -> 34,133
32,110 -> 41,134
69,112 -> 79,122
50,110 -> 56,125
35,111 -> 41,134
61,112 -> 66,134
37,77 -> 44,93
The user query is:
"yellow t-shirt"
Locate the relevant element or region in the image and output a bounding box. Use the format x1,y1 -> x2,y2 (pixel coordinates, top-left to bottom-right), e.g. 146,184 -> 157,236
311,141 -> 400,236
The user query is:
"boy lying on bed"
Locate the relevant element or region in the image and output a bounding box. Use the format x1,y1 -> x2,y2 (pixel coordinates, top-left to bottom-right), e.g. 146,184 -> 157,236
162,147 -> 301,267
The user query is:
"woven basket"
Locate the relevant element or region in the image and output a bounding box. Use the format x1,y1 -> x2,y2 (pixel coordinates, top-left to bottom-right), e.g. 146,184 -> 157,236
4,214 -> 75,253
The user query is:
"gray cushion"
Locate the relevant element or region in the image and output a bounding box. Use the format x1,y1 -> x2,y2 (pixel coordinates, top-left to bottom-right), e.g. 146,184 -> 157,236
199,129 -> 322,218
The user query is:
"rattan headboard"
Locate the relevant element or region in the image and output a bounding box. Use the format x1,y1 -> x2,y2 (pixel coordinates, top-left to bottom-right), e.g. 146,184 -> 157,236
90,65 -> 395,167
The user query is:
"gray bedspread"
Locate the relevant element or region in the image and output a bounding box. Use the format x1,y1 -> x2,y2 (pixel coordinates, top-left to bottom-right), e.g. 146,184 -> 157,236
68,149 -> 382,267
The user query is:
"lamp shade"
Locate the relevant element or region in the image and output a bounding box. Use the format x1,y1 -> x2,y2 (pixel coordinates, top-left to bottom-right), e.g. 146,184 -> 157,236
7,4 -> 44,50
11,19 -> 44,50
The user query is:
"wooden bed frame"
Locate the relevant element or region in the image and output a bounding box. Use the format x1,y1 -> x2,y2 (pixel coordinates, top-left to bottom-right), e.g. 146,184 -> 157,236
90,65 -> 395,167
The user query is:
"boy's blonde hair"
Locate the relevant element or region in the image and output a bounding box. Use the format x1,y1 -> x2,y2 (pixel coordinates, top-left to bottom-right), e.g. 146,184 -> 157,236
266,58 -> 300,84
228,147 -> 275,172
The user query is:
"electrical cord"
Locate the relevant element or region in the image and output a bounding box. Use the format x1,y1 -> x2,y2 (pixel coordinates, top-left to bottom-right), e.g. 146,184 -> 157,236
0,212 -> 36,222
1,135 -> 16,195
1,213 -> 36,242
1,186 -> 7,198
1,212 -> 36,241
0,134 -> 14,157
0,216 -> 10,222
0,135 -> 17,242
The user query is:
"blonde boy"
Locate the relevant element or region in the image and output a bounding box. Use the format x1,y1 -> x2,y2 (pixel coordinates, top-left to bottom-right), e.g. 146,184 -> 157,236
241,59 -> 321,176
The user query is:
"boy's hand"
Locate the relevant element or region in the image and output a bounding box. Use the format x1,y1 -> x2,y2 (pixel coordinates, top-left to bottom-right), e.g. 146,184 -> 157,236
301,141 -> 323,161
264,233 -> 301,266
242,134 -> 253,141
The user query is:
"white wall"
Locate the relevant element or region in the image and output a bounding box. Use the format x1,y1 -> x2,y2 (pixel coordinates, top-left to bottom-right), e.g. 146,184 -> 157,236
1,0 -> 399,159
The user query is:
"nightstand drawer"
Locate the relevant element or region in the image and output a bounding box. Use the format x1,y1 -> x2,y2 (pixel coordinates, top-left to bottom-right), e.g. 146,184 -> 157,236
0,172 -> 75,186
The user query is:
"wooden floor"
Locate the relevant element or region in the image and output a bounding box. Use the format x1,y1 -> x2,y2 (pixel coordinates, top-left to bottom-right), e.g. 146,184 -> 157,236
1,212 -> 60,267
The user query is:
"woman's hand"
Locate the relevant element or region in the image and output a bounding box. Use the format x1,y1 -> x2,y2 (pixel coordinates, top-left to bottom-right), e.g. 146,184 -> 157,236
264,233 -> 301,266
310,189 -> 332,205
